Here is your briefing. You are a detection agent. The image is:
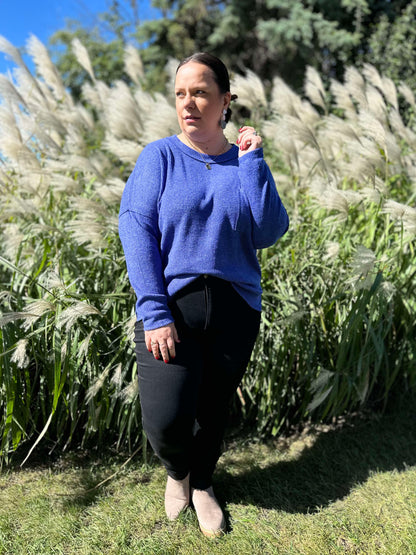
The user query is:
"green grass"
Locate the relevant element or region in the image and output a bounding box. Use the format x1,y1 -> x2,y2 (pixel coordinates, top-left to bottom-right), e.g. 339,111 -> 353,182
0,394 -> 415,554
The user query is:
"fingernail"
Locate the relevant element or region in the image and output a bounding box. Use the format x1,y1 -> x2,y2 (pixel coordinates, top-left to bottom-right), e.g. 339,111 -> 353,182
164,359 -> 169,363
148,349 -> 152,352
239,127 -> 243,131
155,356 -> 160,360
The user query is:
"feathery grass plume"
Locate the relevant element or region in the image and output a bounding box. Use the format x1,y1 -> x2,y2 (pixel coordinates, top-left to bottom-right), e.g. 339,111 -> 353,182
271,76 -> 304,116
310,186 -> 350,222
382,200 -> 416,235
65,219 -> 107,248
342,135 -> 385,178
110,363 -> 123,389
2,224 -> 24,261
9,339 -> 29,368
0,35 -> 28,69
358,110 -> 386,147
119,379 -> 139,403
82,81 -> 104,111
0,75 -> 27,109
365,85 -> 387,123
379,280 -> 396,301
349,245 -> 377,290
0,105 -> 22,145
323,241 -> 340,261
165,57 -> 179,102
263,119 -> 300,172
26,35 -> 66,101
231,70 -> 267,111
344,66 -> 367,108
102,135 -> 142,164
104,81 -> 143,140
380,76 -> 398,110
123,313 -> 137,344
141,93 -> 179,143
224,120 -> 238,144
0,305 -> 50,330
64,125 -> 87,154
17,110 -> 63,153
384,133 -> 402,166
73,103 -> 94,130
330,79 -> 357,116
23,299 -> 56,318
0,311 -> 27,327
77,330 -> 94,362
297,99 -> 321,126
40,269 -> 68,292
133,87 -> 154,115
85,366 -> 111,403
94,178 -> 125,204
279,115 -> 318,147
49,173 -> 82,196
360,186 -> 381,204
57,301 -> 101,331
323,114 -> 361,147
362,63 -> 384,93
398,82 -> 416,108
68,196 -> 108,218
305,66 -> 327,111
389,109 -> 407,137
4,195 -> 39,218
124,45 -> 144,86
60,154 -> 101,177
71,38 -> 95,82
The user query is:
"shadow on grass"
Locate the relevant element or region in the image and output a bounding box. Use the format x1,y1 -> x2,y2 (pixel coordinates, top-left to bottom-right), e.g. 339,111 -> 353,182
218,392 -> 416,514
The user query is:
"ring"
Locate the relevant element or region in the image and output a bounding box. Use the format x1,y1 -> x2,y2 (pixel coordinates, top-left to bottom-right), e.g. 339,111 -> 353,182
252,131 -> 257,136
151,340 -> 158,345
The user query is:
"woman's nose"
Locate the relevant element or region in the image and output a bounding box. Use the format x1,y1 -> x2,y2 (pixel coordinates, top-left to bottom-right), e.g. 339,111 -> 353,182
183,93 -> 195,108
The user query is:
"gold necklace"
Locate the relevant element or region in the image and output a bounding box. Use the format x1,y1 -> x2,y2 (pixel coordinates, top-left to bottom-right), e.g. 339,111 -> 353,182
184,135 -> 229,170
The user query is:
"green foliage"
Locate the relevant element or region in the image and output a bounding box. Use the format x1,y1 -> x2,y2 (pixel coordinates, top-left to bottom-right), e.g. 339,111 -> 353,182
42,0 -> 416,97
368,0 -> 416,91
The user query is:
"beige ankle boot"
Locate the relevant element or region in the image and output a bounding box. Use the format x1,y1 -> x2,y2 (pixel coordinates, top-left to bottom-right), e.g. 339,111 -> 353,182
191,486 -> 226,538
164,473 -> 190,520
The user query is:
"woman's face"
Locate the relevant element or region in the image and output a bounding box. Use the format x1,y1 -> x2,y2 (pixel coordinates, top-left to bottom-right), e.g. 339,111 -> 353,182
175,62 -> 230,140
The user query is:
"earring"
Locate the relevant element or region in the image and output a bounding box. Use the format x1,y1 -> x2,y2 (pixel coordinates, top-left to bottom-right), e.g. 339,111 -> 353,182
220,108 -> 227,129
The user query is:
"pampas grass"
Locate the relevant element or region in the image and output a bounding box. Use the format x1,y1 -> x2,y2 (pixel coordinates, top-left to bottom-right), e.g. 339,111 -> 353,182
0,36 -> 415,463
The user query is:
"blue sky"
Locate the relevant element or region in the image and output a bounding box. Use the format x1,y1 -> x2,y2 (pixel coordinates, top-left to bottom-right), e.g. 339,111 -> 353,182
0,0 -> 155,74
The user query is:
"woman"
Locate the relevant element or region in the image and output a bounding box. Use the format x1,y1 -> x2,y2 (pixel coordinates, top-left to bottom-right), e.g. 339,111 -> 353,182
119,52 -> 289,537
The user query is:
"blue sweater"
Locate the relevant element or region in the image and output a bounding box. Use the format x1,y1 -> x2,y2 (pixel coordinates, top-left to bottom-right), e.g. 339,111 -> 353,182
119,135 -> 289,330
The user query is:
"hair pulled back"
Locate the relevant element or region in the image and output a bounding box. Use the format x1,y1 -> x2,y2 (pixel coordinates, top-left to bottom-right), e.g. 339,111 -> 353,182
176,52 -> 237,124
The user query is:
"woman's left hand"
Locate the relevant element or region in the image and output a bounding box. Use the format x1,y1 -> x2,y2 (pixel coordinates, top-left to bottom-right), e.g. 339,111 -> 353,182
237,126 -> 262,157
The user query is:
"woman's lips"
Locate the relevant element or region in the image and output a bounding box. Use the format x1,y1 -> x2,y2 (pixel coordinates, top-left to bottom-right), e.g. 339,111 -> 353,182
184,116 -> 200,122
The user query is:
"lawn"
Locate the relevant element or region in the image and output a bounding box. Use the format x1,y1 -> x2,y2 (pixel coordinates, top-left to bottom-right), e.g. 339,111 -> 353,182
0,394 -> 415,554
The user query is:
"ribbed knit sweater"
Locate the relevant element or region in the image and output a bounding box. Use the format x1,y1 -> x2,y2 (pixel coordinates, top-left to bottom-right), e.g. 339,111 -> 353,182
118,135 -> 289,330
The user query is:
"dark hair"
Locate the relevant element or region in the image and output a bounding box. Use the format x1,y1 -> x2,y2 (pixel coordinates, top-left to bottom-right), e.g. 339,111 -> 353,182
176,52 -> 237,123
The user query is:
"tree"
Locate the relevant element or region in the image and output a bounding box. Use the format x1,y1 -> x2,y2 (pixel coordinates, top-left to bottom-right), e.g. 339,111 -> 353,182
134,0 -> 223,91
368,0 -> 416,91
207,0 -> 416,90
49,1 -> 137,99
48,0 -> 416,98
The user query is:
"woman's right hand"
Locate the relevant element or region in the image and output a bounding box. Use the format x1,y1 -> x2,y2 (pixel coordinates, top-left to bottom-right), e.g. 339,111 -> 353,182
145,323 -> 180,363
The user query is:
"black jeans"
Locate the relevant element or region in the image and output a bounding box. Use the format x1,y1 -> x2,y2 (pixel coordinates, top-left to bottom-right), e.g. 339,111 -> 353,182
134,275 -> 261,489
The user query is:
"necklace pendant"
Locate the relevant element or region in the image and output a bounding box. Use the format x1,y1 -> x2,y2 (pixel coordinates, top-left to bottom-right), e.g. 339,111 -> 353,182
205,163 -> 212,170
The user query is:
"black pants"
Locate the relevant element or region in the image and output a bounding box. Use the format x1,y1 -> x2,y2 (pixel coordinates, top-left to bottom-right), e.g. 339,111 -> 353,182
134,275 -> 261,490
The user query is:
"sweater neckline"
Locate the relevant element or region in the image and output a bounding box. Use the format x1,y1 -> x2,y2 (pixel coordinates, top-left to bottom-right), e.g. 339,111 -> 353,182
171,135 -> 238,165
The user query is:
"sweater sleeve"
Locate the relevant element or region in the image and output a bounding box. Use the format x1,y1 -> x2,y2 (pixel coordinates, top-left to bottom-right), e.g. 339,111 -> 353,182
238,148 -> 289,249
118,144 -> 174,330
